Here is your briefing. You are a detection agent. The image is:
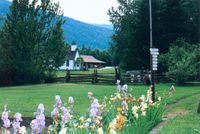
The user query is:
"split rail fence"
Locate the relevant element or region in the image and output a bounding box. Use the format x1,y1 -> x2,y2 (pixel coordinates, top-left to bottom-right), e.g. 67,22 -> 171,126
43,68 -> 198,85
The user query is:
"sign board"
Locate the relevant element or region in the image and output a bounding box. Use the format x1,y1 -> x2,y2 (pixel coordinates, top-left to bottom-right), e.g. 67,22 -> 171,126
151,52 -> 159,55
150,48 -> 159,52
152,55 -> 158,58
150,48 -> 159,71
152,61 -> 157,64
152,67 -> 157,70
152,58 -> 158,61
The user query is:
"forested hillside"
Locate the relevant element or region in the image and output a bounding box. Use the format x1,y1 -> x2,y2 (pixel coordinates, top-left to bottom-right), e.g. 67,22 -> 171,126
0,0 -> 113,50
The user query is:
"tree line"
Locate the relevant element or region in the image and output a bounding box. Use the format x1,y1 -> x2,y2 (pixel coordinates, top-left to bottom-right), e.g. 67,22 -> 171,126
107,0 -> 200,72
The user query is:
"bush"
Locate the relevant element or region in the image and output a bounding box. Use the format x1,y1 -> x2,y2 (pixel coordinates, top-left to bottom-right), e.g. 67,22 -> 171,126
159,39 -> 200,84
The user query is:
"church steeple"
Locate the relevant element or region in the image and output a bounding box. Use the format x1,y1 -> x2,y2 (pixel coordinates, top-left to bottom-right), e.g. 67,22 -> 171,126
71,40 -> 77,51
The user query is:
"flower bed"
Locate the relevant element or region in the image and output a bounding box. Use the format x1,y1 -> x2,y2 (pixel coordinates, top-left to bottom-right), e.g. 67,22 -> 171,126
1,81 -> 174,134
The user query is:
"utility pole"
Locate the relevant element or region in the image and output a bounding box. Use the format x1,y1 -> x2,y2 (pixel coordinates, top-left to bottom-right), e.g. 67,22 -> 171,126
149,0 -> 154,102
149,0 -> 159,102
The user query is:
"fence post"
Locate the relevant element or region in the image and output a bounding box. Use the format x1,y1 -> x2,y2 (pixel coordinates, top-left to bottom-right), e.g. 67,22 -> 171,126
197,101 -> 200,113
92,69 -> 97,84
95,69 -> 98,84
115,67 -> 118,81
118,68 -> 121,80
66,69 -> 70,82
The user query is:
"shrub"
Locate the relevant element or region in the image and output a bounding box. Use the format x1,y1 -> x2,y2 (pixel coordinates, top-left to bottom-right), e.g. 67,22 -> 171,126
159,39 -> 200,84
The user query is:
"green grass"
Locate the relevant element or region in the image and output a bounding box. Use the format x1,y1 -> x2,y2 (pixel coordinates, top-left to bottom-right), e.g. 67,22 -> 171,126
0,82 -> 199,119
0,83 -> 148,117
157,93 -> 200,134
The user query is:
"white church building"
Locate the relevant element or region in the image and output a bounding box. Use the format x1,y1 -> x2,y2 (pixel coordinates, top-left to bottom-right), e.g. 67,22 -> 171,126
60,40 -> 106,70
59,40 -> 80,70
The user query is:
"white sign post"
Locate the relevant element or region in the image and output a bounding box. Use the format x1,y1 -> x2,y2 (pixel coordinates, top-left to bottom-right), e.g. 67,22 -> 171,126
150,48 -> 159,102
150,48 -> 159,71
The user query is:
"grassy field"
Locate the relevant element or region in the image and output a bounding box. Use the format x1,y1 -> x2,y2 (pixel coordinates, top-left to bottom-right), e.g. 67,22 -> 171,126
0,82 -> 200,118
157,93 -> 200,134
0,68 -> 200,133
0,83 -> 148,117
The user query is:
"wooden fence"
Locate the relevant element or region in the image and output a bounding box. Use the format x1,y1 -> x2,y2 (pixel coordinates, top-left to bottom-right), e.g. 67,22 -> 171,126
67,69 -> 117,84
44,68 -> 199,85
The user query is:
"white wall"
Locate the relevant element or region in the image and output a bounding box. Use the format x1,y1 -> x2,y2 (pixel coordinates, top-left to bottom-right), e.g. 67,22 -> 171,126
75,51 -> 79,61
59,50 -> 80,70
71,45 -> 77,51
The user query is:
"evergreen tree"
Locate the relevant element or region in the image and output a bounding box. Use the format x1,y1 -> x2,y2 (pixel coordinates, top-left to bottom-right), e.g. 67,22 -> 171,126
0,0 -> 68,85
81,44 -> 86,50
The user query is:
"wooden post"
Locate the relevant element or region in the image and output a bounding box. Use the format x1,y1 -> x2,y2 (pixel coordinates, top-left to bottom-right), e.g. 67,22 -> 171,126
151,70 -> 155,102
197,101 -> 200,113
115,67 -> 118,80
118,68 -> 121,80
92,69 -> 97,84
66,69 -> 70,82
95,69 -> 98,83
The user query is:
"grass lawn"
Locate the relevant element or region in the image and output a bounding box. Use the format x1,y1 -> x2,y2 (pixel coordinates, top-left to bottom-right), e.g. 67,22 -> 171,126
158,93 -> 200,134
0,83 -> 149,117
0,82 -> 200,118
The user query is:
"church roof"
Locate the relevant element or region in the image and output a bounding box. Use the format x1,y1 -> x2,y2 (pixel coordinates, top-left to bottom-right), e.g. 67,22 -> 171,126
72,40 -> 77,45
66,48 -> 79,60
80,55 -> 105,64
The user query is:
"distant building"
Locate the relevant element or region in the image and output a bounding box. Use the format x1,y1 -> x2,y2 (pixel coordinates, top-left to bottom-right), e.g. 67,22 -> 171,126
60,40 -> 106,70
60,40 -> 80,70
80,55 -> 105,70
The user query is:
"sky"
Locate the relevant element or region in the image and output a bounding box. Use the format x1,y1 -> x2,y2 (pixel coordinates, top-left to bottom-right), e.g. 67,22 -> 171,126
8,0 -> 119,24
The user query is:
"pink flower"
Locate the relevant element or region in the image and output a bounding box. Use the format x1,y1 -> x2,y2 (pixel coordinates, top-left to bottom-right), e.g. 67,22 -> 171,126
100,104 -> 106,110
117,85 -> 121,92
88,92 -> 93,98
14,112 -> 22,122
85,122 -> 89,128
170,85 -> 175,91
122,100 -> 128,110
3,119 -> 10,128
122,84 -> 128,93
90,108 -> 97,117
169,92 -> 173,97
86,118 -> 91,123
1,111 -> 10,128
55,95 -> 60,102
116,80 -> 120,85
38,104 -> 44,114
1,111 -> 8,120
68,96 -> 74,103
54,95 -> 62,107
91,99 -> 100,108
51,108 -> 59,116
12,121 -> 20,133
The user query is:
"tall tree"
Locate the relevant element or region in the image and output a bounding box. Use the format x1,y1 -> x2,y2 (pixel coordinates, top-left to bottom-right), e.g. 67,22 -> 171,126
108,0 -> 199,71
108,0 -> 142,70
0,0 -> 68,86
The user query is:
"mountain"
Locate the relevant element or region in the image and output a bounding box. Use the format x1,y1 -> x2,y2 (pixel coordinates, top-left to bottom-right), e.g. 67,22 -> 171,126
91,24 -> 113,30
63,17 -> 113,50
0,0 -> 113,50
